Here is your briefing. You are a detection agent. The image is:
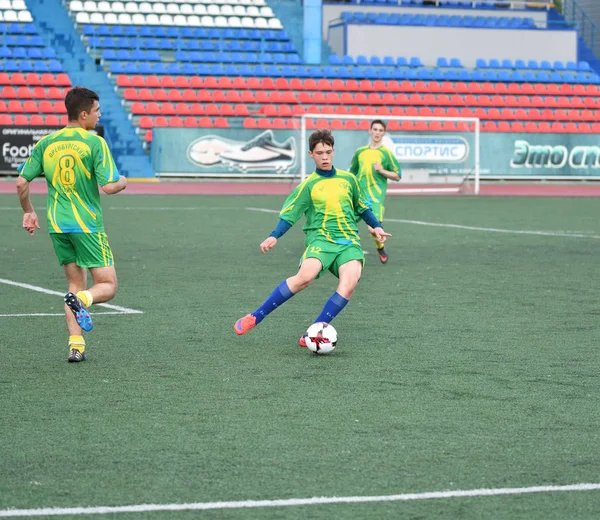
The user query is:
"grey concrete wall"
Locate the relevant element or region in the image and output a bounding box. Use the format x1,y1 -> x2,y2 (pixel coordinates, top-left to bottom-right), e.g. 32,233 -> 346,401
332,24 -> 577,66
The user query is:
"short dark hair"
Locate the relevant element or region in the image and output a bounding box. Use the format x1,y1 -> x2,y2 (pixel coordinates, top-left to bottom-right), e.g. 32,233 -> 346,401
371,119 -> 386,131
65,87 -> 99,121
309,129 -> 335,152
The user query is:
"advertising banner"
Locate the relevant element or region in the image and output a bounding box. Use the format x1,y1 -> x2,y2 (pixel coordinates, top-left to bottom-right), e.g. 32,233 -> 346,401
0,126 -> 105,175
152,127 -> 600,179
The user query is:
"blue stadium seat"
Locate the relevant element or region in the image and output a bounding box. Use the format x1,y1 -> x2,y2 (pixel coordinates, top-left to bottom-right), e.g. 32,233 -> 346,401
356,55 -> 368,65
578,61 -> 591,71
396,56 -> 408,66
369,56 -> 382,66
497,70 -> 511,82
476,58 -> 487,68
562,72 -> 576,83
383,56 -> 395,66
449,57 -> 462,67
510,71 -> 524,82
342,55 -> 354,65
471,69 -> 485,81
109,62 -> 124,73
523,71 -> 536,81
12,47 -> 27,59
0,47 -> 11,58
437,57 -> 449,67
539,60 -> 552,70
537,71 -> 550,82
553,60 -> 565,70
514,59 -> 527,69
501,59 -> 513,69
137,62 -> 153,74
527,60 -> 539,69
224,64 -> 240,75
488,59 -> 500,68
409,57 -> 423,67
337,67 -> 351,78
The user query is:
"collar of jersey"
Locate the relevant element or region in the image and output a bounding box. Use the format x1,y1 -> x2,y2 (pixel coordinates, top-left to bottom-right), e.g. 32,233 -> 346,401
315,167 -> 336,178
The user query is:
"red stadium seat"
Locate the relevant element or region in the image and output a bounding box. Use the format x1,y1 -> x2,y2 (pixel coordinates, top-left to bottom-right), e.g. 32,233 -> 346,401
1,86 -> 17,98
23,100 -> 38,113
240,91 -> 255,103
274,78 -> 289,91
0,100 -> 7,112
501,108 -> 515,120
188,76 -> 203,89
317,79 -> 332,91
564,122 -> 578,133
29,114 -> 44,126
154,116 -> 168,127
538,122 -> 551,132
577,123 -> 592,133
226,90 -> 241,103
0,114 -> 13,125
146,76 -> 160,88
24,73 -> 41,86
190,104 -> 205,116
45,114 -> 60,125
354,93 -> 368,104
205,104 -> 220,116
511,122 -> 525,132
278,105 -> 293,117
197,91 -> 212,103
401,121 -> 415,131
116,75 -> 131,87
137,88 -> 153,101
175,103 -> 191,116
442,121 -> 457,131
0,73 -> 9,85
10,73 -> 26,86
160,76 -> 176,88
483,121 -> 497,132
592,123 -> 600,132
218,77 -> 232,89
183,117 -> 198,128
56,74 -> 71,87
262,104 -> 277,117
497,121 -> 511,132
139,116 -> 153,129
246,77 -> 261,90
262,78 -> 276,90
420,107 -> 433,117
292,105 -> 305,115
495,83 -> 508,95
14,115 -> 28,125
198,117 -> 214,128
331,79 -> 346,91
377,107 -> 391,116
340,93 -> 354,105
212,91 -> 227,103
551,122 -> 565,132
525,122 -> 538,132
258,118 -> 271,129
123,88 -> 138,101
161,103 -> 176,116
272,118 -> 286,129
8,100 -> 23,112
169,116 -> 183,127
429,121 -> 443,131
146,102 -> 161,115
243,118 -> 257,129
174,77 -> 189,89
287,119 -> 300,130
467,82 -> 482,94
131,102 -> 146,115
131,75 -> 146,88
289,78 -> 304,90
53,101 -> 66,114
153,89 -> 168,102
203,77 -> 218,89
220,104 -> 234,117
234,104 -> 250,116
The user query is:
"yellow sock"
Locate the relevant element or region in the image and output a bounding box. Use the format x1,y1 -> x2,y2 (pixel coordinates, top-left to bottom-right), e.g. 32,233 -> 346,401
77,290 -> 93,307
68,335 -> 85,352
372,236 -> 384,250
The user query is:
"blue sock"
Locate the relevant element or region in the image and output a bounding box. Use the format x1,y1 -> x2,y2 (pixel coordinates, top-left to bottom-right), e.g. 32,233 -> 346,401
314,292 -> 349,323
252,281 -> 294,324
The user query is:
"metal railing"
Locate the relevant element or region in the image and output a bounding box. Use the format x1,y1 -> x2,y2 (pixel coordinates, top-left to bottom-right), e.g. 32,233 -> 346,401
563,0 -> 600,58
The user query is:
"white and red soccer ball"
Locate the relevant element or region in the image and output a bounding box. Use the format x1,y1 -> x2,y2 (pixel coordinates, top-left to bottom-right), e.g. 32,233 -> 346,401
305,322 -> 337,355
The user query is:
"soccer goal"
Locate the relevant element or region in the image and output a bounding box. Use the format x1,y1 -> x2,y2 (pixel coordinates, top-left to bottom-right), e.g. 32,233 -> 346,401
299,114 -> 481,195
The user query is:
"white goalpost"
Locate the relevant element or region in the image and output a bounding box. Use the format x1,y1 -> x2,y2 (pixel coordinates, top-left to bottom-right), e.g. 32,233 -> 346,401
299,113 -> 481,195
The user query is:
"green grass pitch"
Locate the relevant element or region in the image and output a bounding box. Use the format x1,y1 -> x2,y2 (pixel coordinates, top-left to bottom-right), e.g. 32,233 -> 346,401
1,194 -> 599,519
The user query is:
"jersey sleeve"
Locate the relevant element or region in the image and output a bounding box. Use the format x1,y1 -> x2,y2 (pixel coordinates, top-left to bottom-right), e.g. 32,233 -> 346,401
279,181 -> 310,225
93,137 -> 119,186
351,175 -> 371,215
383,147 -> 401,175
348,150 -> 360,175
17,141 -> 44,181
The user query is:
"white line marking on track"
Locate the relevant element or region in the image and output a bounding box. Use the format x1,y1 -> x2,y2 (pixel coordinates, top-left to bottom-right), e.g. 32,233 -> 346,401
245,208 -> 600,239
0,279 -> 143,315
0,483 -> 599,517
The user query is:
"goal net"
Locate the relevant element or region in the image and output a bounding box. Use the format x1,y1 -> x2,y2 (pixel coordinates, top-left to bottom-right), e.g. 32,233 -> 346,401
299,114 -> 480,195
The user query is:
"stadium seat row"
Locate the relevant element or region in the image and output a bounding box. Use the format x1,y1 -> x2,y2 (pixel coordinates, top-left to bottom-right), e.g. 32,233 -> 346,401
132,116 -> 600,134
114,75 -> 600,96
0,22 -> 38,34
0,47 -> 58,59
339,11 -> 537,29
125,102 -> 600,122
0,86 -> 71,99
0,73 -> 72,86
81,24 -> 289,39
120,89 -> 600,109
86,36 -> 296,52
0,35 -> 45,46
0,9 -> 32,22
70,2 -> 273,17
0,0 -> 27,9
329,55 -> 592,72
0,100 -> 66,113
101,50 -> 303,64
74,12 -> 283,28
0,114 -> 67,125
0,60 -> 65,72
106,62 -> 600,83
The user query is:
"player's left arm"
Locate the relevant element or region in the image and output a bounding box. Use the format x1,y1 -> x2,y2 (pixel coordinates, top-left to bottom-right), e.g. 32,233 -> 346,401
93,137 -> 127,194
374,149 -> 401,181
16,145 -> 44,235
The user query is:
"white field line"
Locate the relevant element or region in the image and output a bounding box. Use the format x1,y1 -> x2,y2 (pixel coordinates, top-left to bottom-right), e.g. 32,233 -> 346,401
0,483 -> 599,517
0,279 -> 143,315
245,207 -> 600,239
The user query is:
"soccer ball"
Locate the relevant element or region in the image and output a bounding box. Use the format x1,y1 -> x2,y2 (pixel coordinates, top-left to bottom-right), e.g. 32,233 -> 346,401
305,322 -> 337,355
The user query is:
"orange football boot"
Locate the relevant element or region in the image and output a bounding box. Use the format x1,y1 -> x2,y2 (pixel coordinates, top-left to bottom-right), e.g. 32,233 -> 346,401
298,335 -> 307,347
234,314 -> 257,335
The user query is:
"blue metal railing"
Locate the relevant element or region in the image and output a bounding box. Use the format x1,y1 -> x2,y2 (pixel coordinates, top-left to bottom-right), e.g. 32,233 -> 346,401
563,0 -> 600,58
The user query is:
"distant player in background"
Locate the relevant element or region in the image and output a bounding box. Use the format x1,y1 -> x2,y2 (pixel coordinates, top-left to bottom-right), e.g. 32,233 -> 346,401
235,129 -> 391,346
349,120 -> 401,264
16,86 -> 127,362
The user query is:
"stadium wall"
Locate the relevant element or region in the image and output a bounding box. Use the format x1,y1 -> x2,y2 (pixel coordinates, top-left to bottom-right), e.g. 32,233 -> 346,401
151,128 -> 600,180
328,24 -> 578,67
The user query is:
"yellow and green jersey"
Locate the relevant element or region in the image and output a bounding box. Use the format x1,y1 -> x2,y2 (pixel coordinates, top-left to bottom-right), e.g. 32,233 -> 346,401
349,145 -> 401,207
18,127 -> 119,234
279,168 -> 370,246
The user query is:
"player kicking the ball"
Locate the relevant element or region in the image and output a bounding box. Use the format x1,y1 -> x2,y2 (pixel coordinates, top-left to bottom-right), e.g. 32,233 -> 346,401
349,119 -> 401,264
234,129 -> 391,346
16,87 -> 127,362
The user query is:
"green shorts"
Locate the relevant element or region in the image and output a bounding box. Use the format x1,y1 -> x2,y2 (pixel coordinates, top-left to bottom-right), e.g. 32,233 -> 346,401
300,238 -> 364,279
50,232 -> 114,268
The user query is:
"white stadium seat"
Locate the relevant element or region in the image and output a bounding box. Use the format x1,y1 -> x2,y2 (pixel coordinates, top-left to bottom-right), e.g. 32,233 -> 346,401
90,12 -> 104,23
214,15 -> 227,27
241,16 -> 254,27
3,10 -> 18,21
268,17 -> 282,29
207,4 -> 219,15
112,2 -> 125,13
146,13 -> 160,24
118,13 -> 132,23
221,5 -> 233,15
125,2 -> 138,12
254,16 -> 267,28
228,15 -> 241,27
139,2 -> 152,13
132,13 -> 145,24
70,0 -> 83,11
260,6 -> 273,17
75,11 -> 90,23
186,14 -> 200,26
180,4 -> 192,14
0,0 -> 11,8
104,12 -> 118,23
152,3 -> 166,14
159,13 -> 173,24
200,14 -> 214,26
83,1 -> 96,12
97,1 -> 111,12
17,9 -> 32,21
174,14 -> 187,24
193,4 -> 206,15
233,5 -> 245,16
246,6 -> 259,16
13,0 -> 26,9
166,3 -> 179,14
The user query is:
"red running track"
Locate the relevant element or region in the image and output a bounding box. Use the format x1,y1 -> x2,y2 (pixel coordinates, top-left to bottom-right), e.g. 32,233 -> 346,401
2,180 -> 600,197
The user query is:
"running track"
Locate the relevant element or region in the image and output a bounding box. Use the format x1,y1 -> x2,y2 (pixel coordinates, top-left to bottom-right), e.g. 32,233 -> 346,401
2,180 -> 600,197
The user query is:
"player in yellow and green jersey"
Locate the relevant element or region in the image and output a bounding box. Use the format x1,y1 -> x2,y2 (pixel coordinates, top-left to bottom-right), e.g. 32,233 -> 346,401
235,129 -> 391,347
349,119 -> 401,264
16,86 -> 127,362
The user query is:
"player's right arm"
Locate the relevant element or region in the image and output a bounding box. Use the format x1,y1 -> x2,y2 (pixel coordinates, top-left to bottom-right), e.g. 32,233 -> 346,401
93,136 -> 127,194
16,142 -> 44,235
260,181 -> 310,253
